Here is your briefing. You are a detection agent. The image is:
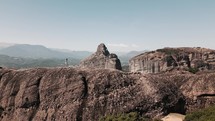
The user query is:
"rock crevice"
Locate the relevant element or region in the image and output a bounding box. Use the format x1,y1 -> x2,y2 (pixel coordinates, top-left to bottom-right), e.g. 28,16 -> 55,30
76,76 -> 88,121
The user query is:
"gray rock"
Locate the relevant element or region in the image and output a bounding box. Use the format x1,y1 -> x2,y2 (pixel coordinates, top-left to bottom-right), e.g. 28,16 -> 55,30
96,43 -> 110,56
79,43 -> 122,70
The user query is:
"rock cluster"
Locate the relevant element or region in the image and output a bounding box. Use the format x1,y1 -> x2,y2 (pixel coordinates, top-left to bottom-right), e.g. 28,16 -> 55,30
129,47 -> 215,73
79,43 -> 122,70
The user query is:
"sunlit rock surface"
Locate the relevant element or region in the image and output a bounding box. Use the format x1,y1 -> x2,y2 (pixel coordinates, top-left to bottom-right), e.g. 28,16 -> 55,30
129,47 -> 215,73
79,43 -> 122,70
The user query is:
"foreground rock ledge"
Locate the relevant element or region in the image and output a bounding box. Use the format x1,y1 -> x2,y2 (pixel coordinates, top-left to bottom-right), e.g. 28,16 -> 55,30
0,68 -> 215,121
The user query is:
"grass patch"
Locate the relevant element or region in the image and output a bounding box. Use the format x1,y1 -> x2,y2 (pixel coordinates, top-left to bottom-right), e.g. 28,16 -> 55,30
157,48 -> 180,55
188,67 -> 199,74
99,112 -> 161,121
184,105 -> 215,121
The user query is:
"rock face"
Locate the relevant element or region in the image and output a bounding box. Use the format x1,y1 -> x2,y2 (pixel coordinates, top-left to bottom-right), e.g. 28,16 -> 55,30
0,67 -> 215,121
0,68 -> 181,121
179,72 -> 215,112
129,47 -> 215,73
79,43 -> 122,70
155,71 -> 215,113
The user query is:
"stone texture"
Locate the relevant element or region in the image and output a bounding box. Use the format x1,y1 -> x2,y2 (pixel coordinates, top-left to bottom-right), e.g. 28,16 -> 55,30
0,67 -> 215,121
0,68 -> 180,121
79,43 -> 122,70
154,71 -> 215,113
129,47 -> 215,73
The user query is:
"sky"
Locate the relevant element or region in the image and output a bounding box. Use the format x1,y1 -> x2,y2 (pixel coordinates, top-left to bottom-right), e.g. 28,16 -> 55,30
0,0 -> 215,52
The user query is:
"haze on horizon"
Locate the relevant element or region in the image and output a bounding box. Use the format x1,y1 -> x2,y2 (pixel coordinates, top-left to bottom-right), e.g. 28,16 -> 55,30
0,0 -> 215,52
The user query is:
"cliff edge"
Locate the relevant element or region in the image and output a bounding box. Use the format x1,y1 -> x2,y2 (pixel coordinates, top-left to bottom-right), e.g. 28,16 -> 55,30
129,47 -> 215,73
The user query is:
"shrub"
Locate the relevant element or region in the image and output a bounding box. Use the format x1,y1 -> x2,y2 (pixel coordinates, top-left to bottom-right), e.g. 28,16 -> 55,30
157,48 -> 179,55
99,112 -> 162,121
188,67 -> 199,74
184,105 -> 215,121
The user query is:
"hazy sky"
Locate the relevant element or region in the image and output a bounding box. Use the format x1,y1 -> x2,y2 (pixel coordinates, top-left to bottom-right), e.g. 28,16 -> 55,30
0,0 -> 215,52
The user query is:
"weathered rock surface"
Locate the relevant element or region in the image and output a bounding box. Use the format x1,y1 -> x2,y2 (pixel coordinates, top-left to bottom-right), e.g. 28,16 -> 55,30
179,71 -> 215,112
150,71 -> 215,113
0,67 -> 215,121
79,43 -> 122,70
129,47 -> 215,73
0,68 -> 182,121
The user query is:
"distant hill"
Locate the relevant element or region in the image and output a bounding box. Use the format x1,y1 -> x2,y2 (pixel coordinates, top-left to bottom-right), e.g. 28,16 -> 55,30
0,42 -> 15,50
51,48 -> 92,59
0,44 -> 91,59
0,54 -> 80,69
123,51 -> 148,58
118,50 -> 148,65
0,43 -> 147,67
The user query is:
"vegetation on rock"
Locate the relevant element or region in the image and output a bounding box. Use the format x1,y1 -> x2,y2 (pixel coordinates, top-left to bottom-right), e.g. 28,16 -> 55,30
184,105 -> 215,121
187,67 -> 199,74
99,112 -> 161,121
157,48 -> 180,55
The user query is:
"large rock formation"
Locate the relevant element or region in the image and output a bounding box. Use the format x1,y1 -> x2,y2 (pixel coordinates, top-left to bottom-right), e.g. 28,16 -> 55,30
155,71 -> 215,113
79,43 -> 122,70
129,47 -> 215,73
0,67 -> 215,121
0,68 -> 181,121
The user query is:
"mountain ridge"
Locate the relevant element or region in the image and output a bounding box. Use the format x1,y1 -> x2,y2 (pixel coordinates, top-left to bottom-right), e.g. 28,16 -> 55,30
0,44 -> 91,59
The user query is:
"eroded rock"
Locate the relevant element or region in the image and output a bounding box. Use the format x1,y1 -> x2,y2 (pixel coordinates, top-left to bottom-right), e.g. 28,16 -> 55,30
0,68 -> 215,121
0,68 -> 185,121
79,43 -> 122,70
129,47 -> 215,73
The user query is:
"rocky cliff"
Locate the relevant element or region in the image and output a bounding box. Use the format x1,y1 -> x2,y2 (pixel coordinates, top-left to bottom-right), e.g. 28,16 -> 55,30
0,67 -> 215,121
79,43 -> 122,70
129,47 -> 215,73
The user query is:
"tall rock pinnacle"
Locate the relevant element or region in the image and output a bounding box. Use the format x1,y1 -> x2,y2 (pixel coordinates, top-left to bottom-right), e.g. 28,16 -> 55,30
79,43 -> 122,70
96,43 -> 110,56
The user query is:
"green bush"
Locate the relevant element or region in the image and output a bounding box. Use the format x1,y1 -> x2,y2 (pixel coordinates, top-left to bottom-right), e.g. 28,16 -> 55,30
188,67 -> 199,74
184,105 -> 215,121
157,48 -> 179,55
99,112 -> 161,121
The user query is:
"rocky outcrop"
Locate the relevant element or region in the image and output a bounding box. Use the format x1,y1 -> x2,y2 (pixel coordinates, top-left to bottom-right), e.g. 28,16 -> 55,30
180,72 -> 215,112
154,71 -> 215,113
0,67 -> 215,121
129,47 -> 215,73
79,43 -> 122,70
0,68 -> 182,121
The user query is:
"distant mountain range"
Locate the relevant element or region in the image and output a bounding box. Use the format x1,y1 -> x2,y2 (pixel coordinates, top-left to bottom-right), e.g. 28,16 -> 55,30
0,42 -> 15,50
0,54 -> 80,68
0,44 -> 92,59
0,42 -> 147,68
118,50 -> 148,65
0,43 -> 91,68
